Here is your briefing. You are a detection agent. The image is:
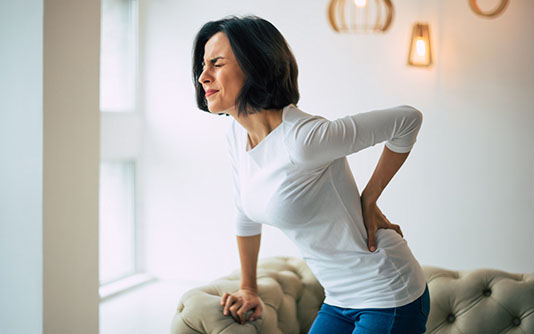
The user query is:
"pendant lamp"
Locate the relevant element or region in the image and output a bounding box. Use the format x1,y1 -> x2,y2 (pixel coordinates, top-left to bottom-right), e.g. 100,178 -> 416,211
328,0 -> 394,33
469,0 -> 509,18
407,23 -> 432,67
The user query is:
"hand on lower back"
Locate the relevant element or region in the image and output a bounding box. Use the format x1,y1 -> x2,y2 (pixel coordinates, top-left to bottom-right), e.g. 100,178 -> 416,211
361,200 -> 403,252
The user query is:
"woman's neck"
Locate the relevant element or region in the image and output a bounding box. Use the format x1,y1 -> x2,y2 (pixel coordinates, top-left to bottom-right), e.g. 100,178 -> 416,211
233,108 -> 283,149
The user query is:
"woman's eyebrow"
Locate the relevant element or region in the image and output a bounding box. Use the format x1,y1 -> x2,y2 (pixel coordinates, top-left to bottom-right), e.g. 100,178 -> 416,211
203,56 -> 226,63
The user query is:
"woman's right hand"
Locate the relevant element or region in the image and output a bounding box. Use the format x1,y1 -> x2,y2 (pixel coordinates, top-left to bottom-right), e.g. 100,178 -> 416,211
221,288 -> 264,325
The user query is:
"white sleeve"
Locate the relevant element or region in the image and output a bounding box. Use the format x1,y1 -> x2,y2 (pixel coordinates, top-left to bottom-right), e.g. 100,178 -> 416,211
226,128 -> 262,237
288,105 -> 423,167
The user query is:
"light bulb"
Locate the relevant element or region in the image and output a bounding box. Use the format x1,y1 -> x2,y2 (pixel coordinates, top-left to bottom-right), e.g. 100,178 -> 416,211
354,0 -> 367,8
415,38 -> 426,57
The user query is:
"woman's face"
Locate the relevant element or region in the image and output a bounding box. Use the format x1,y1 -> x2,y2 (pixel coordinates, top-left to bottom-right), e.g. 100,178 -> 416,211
198,32 -> 246,115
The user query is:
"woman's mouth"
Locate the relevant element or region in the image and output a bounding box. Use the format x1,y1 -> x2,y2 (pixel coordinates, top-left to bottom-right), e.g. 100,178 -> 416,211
205,90 -> 219,97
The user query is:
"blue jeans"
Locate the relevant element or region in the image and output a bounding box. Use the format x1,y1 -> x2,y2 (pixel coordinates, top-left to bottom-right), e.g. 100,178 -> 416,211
308,285 -> 430,334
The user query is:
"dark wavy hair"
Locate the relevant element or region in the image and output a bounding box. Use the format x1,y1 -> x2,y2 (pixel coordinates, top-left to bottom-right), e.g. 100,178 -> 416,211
192,15 -> 299,116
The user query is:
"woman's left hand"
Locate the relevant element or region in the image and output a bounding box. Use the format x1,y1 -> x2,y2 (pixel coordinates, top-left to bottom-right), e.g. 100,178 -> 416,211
361,200 -> 403,252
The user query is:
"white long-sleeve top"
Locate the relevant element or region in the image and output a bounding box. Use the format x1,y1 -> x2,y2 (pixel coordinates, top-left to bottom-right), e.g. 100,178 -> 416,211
226,104 -> 427,308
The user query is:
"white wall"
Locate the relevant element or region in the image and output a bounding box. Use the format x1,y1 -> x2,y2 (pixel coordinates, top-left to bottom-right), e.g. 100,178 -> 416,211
141,0 -> 534,283
0,1 -> 43,333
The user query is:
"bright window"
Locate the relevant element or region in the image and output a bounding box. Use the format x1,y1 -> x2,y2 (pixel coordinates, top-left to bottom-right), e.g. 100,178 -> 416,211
98,0 -> 141,290
100,0 -> 138,113
99,161 -> 136,284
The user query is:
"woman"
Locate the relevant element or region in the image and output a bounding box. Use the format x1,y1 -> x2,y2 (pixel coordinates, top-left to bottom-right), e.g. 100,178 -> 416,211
192,15 -> 430,334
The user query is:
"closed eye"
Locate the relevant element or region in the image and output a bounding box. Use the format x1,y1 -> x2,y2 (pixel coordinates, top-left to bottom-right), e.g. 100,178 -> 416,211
200,62 -> 223,70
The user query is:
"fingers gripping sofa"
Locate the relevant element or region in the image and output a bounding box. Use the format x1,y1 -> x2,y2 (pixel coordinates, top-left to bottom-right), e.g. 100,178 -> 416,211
171,257 -> 534,334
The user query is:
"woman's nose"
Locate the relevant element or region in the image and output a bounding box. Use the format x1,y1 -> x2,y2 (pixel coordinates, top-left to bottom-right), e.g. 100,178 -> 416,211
198,68 -> 212,85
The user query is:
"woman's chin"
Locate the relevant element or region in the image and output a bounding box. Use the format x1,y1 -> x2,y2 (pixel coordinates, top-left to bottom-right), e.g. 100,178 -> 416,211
208,108 -> 222,114
208,104 -> 233,115
206,102 -> 220,113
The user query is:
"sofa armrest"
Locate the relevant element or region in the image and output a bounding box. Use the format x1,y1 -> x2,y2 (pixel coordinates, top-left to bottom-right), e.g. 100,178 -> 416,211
171,257 -> 324,334
422,266 -> 534,333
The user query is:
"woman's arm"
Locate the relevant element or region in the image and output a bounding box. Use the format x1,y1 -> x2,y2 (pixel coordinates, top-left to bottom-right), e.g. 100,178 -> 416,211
289,105 -> 423,168
362,145 -> 410,204
237,234 -> 261,292
360,145 -> 409,252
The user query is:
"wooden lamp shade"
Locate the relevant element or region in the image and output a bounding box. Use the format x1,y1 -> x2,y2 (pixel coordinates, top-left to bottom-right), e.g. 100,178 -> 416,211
408,23 -> 432,67
328,0 -> 394,33
469,0 -> 509,18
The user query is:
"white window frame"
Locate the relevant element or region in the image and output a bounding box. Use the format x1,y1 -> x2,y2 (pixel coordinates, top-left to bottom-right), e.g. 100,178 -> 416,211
98,0 -> 154,300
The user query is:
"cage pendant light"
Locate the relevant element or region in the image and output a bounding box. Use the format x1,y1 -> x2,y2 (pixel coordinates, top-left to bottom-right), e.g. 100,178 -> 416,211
469,0 -> 509,18
328,0 -> 394,33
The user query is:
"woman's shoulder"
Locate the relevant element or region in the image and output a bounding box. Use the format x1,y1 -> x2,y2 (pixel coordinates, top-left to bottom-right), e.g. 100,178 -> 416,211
282,104 -> 329,139
284,104 -> 337,140
283,104 -> 326,124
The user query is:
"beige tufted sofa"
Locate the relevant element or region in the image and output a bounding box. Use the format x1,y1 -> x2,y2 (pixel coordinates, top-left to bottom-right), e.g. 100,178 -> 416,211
171,257 -> 534,334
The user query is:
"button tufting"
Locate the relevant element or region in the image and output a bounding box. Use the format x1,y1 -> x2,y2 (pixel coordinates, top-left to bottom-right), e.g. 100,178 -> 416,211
483,288 -> 492,297
512,317 -> 521,326
447,314 -> 456,323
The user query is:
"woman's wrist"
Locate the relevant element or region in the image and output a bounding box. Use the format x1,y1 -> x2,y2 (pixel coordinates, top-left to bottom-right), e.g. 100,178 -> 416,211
240,286 -> 258,294
361,189 -> 380,206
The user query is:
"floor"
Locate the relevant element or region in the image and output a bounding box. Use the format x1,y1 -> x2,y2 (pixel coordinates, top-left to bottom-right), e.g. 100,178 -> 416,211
99,279 -> 204,334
